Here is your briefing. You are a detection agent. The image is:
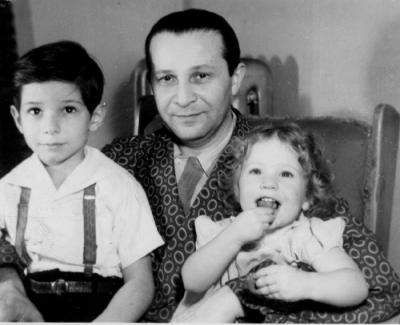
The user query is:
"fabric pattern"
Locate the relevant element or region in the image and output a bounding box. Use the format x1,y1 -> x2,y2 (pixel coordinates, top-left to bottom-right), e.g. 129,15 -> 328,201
102,110 -> 400,323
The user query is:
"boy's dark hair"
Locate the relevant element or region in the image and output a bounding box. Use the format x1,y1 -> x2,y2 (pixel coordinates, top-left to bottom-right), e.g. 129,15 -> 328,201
13,40 -> 104,114
144,8 -> 241,78
225,122 -> 336,218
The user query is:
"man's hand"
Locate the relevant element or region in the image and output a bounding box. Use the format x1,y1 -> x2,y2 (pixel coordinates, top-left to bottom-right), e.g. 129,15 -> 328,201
0,268 -> 43,321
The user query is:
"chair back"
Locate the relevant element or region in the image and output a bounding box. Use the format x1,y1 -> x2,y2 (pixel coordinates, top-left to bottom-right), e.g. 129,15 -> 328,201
130,57 -> 399,255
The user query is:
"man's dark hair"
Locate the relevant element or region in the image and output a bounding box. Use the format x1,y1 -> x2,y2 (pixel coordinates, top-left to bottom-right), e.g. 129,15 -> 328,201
13,40 -> 104,114
144,8 -> 241,77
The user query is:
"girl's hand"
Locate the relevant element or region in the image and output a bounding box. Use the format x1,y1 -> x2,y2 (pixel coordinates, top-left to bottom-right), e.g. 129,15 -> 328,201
247,264 -> 309,302
229,208 -> 275,246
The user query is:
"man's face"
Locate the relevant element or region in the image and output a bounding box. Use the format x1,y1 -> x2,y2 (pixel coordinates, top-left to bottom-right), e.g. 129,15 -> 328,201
149,30 -> 243,148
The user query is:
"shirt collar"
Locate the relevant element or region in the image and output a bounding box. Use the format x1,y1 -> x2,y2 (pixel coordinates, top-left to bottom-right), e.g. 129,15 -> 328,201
174,112 -> 236,176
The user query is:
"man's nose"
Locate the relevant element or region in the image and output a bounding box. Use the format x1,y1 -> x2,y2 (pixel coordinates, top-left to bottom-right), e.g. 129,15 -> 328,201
174,81 -> 196,107
42,114 -> 61,135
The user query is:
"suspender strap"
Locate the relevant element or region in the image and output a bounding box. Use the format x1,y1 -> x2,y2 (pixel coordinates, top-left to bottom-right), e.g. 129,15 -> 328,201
16,187 -> 32,266
83,184 -> 97,275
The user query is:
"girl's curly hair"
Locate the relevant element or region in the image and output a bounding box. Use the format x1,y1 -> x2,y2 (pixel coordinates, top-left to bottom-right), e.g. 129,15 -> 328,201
224,122 -> 336,218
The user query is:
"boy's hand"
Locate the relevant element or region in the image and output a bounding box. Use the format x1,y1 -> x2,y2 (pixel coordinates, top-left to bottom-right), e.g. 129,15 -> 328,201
229,207 -> 275,246
247,264 -> 308,302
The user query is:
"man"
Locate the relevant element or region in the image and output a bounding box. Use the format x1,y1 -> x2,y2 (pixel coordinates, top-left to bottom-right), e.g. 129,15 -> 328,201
0,8 -> 399,323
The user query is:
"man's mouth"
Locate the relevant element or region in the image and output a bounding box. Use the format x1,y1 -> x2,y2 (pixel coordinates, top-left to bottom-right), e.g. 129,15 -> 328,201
256,197 -> 281,209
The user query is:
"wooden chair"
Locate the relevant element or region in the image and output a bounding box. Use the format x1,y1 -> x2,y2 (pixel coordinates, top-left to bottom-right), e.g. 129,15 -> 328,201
130,57 -> 400,257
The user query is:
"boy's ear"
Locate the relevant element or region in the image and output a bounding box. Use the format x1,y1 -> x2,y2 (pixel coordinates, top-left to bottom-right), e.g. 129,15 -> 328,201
231,62 -> 246,97
10,105 -> 23,134
89,103 -> 107,131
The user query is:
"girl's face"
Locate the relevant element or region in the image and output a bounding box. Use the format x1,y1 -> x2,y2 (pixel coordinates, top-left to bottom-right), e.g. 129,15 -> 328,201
237,136 -> 310,230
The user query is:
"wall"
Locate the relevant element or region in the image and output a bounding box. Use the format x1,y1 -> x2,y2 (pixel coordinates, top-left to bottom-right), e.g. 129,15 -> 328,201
13,0 -> 183,148
13,0 -> 400,271
186,0 -> 400,275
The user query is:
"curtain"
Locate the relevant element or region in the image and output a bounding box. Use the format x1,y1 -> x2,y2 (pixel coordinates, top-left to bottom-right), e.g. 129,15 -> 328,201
0,0 -> 26,177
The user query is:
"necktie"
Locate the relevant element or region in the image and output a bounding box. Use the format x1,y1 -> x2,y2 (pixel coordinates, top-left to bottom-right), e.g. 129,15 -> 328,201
178,156 -> 203,215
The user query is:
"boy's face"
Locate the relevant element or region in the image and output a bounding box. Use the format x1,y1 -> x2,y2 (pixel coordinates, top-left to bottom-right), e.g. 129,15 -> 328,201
238,136 -> 310,230
11,81 -> 104,173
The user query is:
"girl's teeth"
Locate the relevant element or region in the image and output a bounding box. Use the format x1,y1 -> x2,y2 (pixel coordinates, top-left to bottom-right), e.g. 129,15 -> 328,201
256,198 -> 278,209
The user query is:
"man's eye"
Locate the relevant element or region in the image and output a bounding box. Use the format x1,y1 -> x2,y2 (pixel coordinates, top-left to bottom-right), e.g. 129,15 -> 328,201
281,171 -> 294,178
193,72 -> 210,82
27,107 -> 41,115
65,106 -> 77,114
156,75 -> 175,85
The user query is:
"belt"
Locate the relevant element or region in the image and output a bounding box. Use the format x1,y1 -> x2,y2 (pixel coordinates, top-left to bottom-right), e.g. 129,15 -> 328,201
28,278 -> 122,296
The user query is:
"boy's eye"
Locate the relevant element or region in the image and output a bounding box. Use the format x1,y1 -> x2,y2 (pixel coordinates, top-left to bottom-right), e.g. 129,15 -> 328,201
27,107 -> 41,115
281,171 -> 294,178
64,106 -> 77,113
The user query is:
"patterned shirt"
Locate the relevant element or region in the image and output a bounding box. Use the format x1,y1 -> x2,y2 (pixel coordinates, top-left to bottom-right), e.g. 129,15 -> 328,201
102,110 -> 400,323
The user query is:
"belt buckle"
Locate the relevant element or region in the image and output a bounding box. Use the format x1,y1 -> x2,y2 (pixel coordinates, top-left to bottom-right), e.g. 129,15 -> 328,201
50,279 -> 69,295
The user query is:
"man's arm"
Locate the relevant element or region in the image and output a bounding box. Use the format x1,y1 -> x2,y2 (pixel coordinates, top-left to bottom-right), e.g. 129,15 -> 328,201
0,233 -> 43,321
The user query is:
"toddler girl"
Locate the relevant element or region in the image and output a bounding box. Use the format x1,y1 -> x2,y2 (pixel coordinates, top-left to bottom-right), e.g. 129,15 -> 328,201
172,123 -> 369,322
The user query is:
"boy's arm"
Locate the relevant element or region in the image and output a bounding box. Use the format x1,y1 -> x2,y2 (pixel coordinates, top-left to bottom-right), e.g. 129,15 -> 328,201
0,267 -> 43,321
93,255 -> 154,322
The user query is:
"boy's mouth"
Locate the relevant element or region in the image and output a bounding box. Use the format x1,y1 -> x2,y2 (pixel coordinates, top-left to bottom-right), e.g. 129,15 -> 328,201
256,197 -> 280,210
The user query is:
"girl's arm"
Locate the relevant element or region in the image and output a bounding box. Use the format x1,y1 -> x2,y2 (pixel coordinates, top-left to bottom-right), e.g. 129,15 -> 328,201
306,247 -> 369,306
182,208 -> 274,293
251,247 -> 369,307
93,255 -> 154,322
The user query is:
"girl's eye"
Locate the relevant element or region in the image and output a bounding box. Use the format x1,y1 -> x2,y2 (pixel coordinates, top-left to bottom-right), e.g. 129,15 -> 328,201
281,171 -> 294,178
249,168 -> 261,175
65,106 -> 77,114
27,107 -> 41,115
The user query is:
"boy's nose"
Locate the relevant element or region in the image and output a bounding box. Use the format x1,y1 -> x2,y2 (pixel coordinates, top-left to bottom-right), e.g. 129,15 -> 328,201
174,82 -> 197,108
43,115 -> 61,135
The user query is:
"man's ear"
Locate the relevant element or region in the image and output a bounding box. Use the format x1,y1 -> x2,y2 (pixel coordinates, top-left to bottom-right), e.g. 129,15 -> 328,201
10,105 -> 23,134
89,103 -> 107,131
231,62 -> 246,97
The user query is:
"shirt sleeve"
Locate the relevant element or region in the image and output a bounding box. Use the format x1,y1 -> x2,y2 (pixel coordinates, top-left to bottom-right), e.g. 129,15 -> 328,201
195,215 -> 232,249
112,174 -> 164,269
289,217 -> 345,266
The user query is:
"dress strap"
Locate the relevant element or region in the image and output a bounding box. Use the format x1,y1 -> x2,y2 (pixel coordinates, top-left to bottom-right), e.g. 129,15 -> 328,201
16,187 -> 32,266
83,184 -> 97,275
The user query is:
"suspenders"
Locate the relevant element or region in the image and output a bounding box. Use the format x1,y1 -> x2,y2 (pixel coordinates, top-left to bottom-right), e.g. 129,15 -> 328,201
16,187 -> 32,266
15,184 -> 97,274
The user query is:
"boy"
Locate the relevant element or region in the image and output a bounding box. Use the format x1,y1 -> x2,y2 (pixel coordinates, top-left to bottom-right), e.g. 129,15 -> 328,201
0,40 -> 163,321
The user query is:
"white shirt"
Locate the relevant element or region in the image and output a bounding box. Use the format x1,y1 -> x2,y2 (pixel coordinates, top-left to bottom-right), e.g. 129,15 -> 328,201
0,146 -> 164,277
